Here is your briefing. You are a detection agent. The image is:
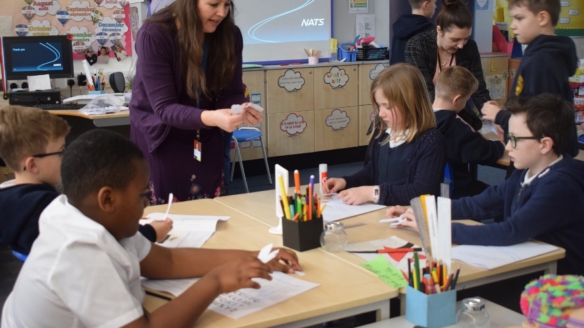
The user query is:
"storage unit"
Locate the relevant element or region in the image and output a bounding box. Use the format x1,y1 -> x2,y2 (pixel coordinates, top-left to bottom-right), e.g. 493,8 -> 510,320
266,68 -> 314,113
267,111 -> 315,157
359,105 -> 376,146
359,63 -> 388,105
313,65 -> 359,110
314,106 -> 359,152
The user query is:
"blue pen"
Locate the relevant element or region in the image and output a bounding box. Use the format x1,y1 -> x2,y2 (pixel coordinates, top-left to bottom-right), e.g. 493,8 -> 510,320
289,204 -> 295,217
309,175 -> 315,196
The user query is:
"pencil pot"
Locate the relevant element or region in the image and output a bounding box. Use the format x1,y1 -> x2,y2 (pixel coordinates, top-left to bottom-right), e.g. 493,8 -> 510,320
405,285 -> 456,328
338,43 -> 357,62
282,218 -> 323,252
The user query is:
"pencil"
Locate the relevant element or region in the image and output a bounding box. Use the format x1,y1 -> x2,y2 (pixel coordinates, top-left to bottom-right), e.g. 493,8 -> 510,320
414,252 -> 421,292
278,175 -> 291,219
407,258 -> 412,287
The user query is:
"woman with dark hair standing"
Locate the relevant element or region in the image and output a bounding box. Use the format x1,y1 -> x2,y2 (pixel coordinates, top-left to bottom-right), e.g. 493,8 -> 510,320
130,0 -> 262,204
405,0 -> 490,131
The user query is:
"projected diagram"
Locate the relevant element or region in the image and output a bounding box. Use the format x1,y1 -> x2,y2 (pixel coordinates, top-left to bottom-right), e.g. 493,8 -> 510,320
12,42 -> 63,73
241,0 -> 329,44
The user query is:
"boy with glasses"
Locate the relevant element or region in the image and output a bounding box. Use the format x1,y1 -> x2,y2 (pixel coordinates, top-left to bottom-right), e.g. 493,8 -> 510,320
0,106 -> 170,256
388,94 -> 584,275
0,106 -> 69,255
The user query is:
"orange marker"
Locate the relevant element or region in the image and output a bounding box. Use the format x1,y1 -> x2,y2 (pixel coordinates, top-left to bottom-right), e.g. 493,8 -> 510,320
294,170 -> 300,194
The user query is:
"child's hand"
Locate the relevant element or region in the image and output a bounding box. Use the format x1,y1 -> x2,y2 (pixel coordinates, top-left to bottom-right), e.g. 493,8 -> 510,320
386,205 -> 407,218
393,208 -> 419,233
481,101 -> 501,122
339,186 -> 373,205
150,218 -> 173,243
265,248 -> 302,273
209,257 -> 272,294
323,178 -> 346,194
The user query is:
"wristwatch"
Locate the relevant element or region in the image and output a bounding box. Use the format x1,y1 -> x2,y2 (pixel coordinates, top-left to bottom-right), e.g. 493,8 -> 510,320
372,186 -> 380,203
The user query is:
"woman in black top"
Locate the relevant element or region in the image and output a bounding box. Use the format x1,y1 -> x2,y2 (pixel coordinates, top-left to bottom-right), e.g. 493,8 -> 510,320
405,0 -> 490,131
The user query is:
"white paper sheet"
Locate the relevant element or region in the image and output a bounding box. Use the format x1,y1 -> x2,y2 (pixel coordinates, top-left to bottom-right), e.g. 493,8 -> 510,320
27,74 -> 52,91
141,277 -> 199,297
0,16 -> 13,37
345,236 -> 426,273
451,241 -> 558,270
208,272 -> 319,319
142,213 -> 229,248
322,195 -> 385,222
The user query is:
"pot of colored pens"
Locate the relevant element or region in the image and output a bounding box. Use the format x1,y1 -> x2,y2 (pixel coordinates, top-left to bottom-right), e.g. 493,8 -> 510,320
281,174 -> 324,252
404,252 -> 460,327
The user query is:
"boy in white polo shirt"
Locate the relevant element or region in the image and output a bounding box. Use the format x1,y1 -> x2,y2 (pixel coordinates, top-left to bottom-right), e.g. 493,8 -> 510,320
1,130 -> 301,328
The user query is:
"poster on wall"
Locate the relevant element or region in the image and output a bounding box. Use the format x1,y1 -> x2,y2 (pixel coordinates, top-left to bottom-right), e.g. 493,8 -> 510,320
6,0 -> 132,65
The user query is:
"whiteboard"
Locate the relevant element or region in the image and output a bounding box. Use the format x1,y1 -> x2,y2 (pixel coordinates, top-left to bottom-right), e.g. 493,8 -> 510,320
233,0 -> 331,63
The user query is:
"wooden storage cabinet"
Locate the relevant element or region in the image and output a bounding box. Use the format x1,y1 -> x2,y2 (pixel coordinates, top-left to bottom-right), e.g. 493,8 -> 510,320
267,111 -> 315,157
358,105 -> 376,146
313,65 -> 358,110
266,68 -> 314,113
314,106 -> 359,152
359,63 -> 388,105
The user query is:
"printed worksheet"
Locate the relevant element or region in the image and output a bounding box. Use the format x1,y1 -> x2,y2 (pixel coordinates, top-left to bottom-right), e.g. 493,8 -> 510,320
322,195 -> 385,222
141,213 -> 229,248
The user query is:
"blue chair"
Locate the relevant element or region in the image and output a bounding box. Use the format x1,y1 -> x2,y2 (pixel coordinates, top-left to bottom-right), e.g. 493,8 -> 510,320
12,250 -> 27,262
443,163 -> 454,198
230,127 -> 272,193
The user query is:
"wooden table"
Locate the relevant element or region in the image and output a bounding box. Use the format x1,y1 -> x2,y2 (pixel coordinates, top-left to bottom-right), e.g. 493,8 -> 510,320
49,109 -> 130,127
142,199 -> 397,328
216,189 -> 564,293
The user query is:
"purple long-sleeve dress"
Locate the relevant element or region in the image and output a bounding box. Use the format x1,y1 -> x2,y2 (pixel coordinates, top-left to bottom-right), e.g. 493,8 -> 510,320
129,19 -> 245,204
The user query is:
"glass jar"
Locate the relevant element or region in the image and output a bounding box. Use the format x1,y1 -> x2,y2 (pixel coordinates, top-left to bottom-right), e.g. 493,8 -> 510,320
320,222 -> 348,252
456,298 -> 490,328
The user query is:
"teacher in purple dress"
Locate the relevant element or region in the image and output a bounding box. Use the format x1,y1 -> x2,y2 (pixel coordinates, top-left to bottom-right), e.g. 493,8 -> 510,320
130,0 -> 262,204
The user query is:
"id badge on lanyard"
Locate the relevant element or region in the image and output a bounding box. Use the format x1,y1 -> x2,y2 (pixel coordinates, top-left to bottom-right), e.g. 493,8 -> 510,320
194,96 -> 202,162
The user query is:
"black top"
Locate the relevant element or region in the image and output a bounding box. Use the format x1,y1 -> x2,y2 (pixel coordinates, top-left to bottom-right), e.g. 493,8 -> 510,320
343,128 -> 447,206
390,14 -> 434,65
496,34 -> 579,157
378,140 -> 410,186
0,184 -> 58,254
0,183 -> 158,255
405,30 -> 490,131
434,110 -> 505,198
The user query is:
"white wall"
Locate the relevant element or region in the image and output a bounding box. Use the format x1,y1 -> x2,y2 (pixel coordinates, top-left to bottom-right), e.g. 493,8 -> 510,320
333,0 -> 390,46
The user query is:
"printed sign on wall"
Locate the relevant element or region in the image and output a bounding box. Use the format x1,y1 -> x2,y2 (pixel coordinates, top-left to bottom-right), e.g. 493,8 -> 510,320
280,113 -> 307,136
369,63 -> 387,80
325,109 -> 351,131
324,67 -> 349,89
278,69 -> 305,92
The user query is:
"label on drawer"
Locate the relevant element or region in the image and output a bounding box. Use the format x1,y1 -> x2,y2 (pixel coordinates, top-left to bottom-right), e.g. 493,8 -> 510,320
324,67 -> 349,88
280,113 -> 307,135
278,69 -> 305,92
369,63 -> 388,80
325,109 -> 350,131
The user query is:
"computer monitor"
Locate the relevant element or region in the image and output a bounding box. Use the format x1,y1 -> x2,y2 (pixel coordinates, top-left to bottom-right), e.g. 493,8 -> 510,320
1,35 -> 74,88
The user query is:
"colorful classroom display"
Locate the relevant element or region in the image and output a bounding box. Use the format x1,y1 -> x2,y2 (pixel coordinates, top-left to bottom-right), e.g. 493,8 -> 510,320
6,0 -> 133,59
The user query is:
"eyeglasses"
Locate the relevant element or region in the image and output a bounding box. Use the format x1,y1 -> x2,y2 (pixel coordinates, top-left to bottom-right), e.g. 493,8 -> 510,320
31,150 -> 65,158
507,133 -> 539,149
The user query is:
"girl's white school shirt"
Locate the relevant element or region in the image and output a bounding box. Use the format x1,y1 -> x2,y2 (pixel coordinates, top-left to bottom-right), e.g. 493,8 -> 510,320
1,195 -> 152,328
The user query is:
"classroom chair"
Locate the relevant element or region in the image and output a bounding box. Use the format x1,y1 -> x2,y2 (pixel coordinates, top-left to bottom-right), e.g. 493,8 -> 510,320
12,250 -> 27,262
230,127 -> 272,193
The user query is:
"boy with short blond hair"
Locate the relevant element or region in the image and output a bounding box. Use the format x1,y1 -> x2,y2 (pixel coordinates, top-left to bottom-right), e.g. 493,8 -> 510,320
0,106 -> 69,254
0,106 -> 169,255
481,0 -> 578,157
434,66 -> 505,198
392,94 -> 584,275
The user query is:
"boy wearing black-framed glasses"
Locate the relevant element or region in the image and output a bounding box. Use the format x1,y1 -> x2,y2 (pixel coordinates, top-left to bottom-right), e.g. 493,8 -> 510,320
0,106 -> 70,255
389,93 -> 584,275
